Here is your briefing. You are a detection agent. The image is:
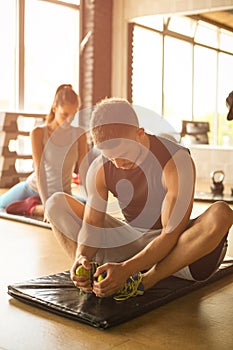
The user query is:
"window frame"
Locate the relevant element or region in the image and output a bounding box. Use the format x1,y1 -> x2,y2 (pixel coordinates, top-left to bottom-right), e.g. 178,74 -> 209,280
16,0 -> 80,110
129,16 -> 233,145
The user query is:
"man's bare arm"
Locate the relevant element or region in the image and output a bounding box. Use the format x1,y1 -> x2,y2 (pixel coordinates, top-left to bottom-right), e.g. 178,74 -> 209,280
121,149 -> 196,275
70,156 -> 108,281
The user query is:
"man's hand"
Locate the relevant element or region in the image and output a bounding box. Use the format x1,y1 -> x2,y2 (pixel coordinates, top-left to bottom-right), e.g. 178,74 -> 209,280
70,255 -> 93,293
92,262 -> 129,298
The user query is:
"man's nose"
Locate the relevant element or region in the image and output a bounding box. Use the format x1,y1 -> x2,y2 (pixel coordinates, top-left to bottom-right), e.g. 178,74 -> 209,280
112,158 -> 124,168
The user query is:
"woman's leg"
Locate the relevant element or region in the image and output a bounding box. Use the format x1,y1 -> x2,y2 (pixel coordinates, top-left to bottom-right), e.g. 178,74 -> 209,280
0,181 -> 39,208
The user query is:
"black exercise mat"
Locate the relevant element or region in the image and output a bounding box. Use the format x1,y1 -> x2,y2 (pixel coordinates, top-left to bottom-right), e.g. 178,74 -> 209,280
194,191 -> 233,204
8,257 -> 233,329
0,208 -> 51,229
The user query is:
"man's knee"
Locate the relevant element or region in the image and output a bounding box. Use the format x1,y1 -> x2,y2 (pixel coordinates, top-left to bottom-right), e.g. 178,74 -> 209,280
211,201 -> 233,224
46,192 -> 82,235
204,201 -> 233,236
45,192 -> 66,221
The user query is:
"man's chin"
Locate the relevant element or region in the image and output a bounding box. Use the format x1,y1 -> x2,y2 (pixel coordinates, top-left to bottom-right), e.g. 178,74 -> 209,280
120,163 -> 136,170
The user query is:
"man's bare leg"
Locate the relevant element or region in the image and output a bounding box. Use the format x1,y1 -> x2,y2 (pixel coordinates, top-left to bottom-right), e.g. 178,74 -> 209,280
142,201 -> 233,290
46,192 -> 85,260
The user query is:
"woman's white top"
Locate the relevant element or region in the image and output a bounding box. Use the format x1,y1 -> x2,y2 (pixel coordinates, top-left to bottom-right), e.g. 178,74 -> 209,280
27,124 -> 82,200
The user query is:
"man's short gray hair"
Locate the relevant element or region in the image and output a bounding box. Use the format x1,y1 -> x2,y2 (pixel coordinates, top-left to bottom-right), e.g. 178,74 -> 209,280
90,97 -> 139,129
90,98 -> 139,144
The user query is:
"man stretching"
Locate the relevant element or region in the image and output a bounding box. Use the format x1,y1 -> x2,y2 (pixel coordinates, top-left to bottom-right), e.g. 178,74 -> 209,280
46,98 -> 233,300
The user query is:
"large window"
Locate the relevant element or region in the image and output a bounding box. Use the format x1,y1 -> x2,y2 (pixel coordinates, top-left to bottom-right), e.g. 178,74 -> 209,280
163,36 -> 192,132
0,0 -> 17,110
132,26 -> 163,114
193,46 -> 217,144
131,15 -> 233,146
0,0 -> 80,113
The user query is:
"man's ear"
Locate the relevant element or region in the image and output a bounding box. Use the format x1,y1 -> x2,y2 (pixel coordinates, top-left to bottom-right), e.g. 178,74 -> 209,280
52,104 -> 56,113
136,127 -> 145,138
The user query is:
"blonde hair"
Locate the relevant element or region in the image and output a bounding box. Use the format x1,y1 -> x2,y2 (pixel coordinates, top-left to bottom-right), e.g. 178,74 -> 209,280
46,84 -> 81,124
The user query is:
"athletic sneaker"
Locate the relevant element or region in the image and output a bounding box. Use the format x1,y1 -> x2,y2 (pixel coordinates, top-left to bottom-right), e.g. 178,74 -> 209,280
113,272 -> 144,301
76,263 -> 144,301
75,262 -> 99,288
5,196 -> 41,216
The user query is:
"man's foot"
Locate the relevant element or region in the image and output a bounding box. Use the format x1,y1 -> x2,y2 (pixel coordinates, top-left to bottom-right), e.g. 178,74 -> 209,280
76,265 -> 144,301
5,196 -> 41,216
75,262 -> 99,289
113,272 -> 144,301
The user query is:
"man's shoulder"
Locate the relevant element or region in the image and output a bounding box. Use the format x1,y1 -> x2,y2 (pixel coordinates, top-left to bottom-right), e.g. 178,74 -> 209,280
86,154 -> 107,192
150,134 -> 189,154
88,153 -> 104,175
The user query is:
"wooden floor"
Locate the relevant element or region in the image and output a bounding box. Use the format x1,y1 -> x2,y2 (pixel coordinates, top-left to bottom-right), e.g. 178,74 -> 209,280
1,198 -> 233,350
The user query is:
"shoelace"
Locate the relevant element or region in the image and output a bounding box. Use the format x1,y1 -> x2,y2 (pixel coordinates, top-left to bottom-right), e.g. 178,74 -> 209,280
114,273 -> 143,301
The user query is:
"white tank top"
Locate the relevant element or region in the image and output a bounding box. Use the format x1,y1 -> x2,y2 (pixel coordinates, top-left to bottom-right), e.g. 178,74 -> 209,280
27,124 -> 81,199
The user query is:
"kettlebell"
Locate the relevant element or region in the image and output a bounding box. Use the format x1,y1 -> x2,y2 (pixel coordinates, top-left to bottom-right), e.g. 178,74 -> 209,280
210,170 -> 225,195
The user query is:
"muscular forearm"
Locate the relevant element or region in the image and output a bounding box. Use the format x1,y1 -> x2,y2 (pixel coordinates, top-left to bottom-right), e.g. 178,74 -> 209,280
122,231 -> 179,276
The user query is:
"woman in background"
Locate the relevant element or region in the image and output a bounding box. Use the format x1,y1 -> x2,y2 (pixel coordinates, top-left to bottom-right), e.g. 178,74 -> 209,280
0,84 -> 88,220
